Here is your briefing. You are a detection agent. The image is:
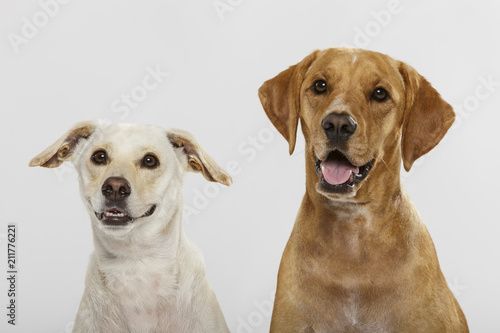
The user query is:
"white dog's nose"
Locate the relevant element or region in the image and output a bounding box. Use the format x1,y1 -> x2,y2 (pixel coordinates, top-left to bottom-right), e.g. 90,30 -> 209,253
101,177 -> 131,201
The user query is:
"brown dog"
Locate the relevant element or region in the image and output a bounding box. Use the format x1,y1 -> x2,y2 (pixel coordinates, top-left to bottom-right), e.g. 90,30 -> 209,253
259,48 -> 468,333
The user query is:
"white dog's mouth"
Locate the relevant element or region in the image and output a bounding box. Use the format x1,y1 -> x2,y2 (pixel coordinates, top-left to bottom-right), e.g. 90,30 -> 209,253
94,205 -> 156,226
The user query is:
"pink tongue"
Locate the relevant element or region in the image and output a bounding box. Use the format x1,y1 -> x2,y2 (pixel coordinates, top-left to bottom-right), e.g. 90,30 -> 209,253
321,159 -> 359,185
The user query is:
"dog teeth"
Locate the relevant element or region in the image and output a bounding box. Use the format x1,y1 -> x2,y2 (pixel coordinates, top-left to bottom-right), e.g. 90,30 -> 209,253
105,211 -> 125,217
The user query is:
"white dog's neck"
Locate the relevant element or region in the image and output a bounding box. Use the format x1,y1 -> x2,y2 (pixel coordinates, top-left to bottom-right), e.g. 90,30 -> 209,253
89,204 -> 188,324
91,204 -> 184,262
86,201 -> 213,331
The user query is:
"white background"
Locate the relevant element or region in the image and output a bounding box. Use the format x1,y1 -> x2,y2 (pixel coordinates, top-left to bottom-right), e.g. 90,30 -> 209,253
1,0 -> 499,332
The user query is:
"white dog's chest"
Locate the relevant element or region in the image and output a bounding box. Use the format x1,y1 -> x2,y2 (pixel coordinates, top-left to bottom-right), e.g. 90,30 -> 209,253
103,258 -> 178,330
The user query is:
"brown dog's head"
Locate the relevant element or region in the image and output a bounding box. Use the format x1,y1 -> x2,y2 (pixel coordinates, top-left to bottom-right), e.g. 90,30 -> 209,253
259,48 -> 454,202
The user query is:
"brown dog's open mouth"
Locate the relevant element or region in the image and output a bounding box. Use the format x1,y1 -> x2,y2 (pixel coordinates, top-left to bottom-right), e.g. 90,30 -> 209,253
94,205 -> 156,226
315,151 -> 374,193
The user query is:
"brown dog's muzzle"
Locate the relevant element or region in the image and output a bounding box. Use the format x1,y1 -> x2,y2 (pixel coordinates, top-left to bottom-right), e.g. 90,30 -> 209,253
315,112 -> 374,195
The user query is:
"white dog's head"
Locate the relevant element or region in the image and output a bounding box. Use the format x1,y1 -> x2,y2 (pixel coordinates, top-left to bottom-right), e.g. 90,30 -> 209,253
30,120 -> 232,237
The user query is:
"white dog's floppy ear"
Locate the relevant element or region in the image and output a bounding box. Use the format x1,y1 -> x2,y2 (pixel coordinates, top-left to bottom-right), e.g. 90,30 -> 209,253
167,129 -> 232,186
258,50 -> 319,155
29,121 -> 98,168
399,63 -> 455,171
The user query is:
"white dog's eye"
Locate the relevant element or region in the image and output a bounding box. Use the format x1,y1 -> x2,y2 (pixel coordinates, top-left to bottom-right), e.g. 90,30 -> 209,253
142,154 -> 159,169
91,150 -> 108,165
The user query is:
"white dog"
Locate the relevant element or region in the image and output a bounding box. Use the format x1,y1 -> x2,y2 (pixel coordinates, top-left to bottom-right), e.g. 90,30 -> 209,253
30,120 -> 232,333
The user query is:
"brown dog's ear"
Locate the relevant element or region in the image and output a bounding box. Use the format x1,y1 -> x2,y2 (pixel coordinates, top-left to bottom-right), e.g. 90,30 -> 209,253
167,129 -> 232,186
29,121 -> 98,168
258,50 -> 319,155
399,63 -> 455,171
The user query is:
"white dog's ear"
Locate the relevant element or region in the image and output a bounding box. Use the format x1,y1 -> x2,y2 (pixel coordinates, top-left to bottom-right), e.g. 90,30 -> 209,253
398,63 -> 455,171
29,121 -> 98,168
167,129 -> 233,186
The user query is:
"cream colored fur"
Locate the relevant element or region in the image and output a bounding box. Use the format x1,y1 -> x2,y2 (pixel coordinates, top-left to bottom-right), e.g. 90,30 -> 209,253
30,120 -> 231,333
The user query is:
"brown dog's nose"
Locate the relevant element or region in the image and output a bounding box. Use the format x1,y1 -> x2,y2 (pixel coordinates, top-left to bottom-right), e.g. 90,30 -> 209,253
101,177 -> 131,200
321,113 -> 357,142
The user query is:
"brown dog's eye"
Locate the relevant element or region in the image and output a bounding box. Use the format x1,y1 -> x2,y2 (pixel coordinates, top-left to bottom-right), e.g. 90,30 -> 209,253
312,80 -> 328,94
142,154 -> 159,169
91,150 -> 107,165
372,87 -> 389,102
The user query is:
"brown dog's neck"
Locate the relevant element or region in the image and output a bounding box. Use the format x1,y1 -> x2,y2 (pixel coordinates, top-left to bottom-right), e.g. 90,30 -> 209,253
296,187 -> 416,278
301,147 -> 411,244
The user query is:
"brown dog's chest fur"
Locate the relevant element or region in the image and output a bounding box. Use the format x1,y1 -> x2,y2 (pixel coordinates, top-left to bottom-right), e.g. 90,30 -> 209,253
300,202 -> 409,281
280,192 -> 455,332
